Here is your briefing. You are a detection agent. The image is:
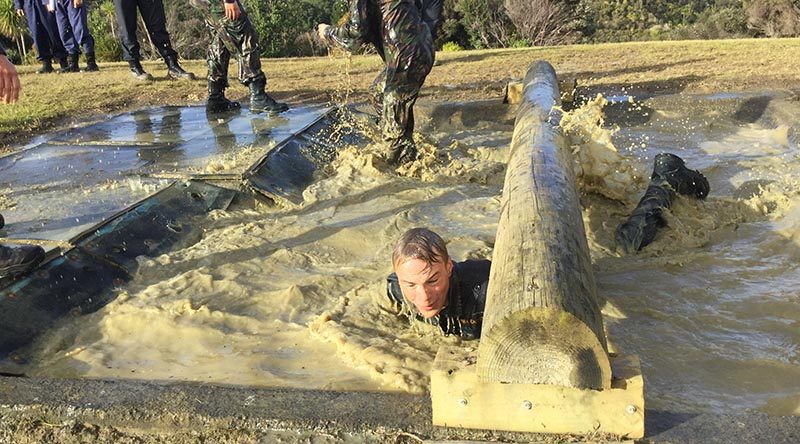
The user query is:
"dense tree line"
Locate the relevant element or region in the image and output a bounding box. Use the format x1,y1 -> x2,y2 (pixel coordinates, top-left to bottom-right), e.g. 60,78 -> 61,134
1,0 -> 799,63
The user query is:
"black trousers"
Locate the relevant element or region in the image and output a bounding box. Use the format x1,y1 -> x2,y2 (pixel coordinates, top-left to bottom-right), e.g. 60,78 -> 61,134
113,0 -> 177,61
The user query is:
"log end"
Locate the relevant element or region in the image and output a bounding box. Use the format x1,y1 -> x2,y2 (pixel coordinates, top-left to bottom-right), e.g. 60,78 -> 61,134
476,308 -> 612,390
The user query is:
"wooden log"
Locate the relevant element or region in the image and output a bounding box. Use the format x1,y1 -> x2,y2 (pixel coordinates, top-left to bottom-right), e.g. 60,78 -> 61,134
476,61 -> 611,390
432,346 -> 644,438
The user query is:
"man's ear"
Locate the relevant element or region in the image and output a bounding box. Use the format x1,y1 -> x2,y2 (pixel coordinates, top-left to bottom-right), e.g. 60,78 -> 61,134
446,258 -> 453,276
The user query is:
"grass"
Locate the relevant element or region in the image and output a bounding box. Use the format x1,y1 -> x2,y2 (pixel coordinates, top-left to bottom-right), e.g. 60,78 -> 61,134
3,37 -> 800,148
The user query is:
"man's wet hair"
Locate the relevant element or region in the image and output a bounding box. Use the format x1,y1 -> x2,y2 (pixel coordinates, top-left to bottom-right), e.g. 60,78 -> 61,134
392,227 -> 449,269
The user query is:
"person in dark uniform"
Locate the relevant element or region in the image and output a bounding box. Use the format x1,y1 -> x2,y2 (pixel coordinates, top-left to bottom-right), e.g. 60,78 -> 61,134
0,43 -> 47,277
48,0 -> 99,72
190,0 -> 288,114
14,0 -> 68,74
112,0 -> 195,81
317,0 -> 440,165
386,227 -> 490,339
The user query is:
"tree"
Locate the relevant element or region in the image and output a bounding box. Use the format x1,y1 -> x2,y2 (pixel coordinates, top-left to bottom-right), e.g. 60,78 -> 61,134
746,0 -> 800,37
0,0 -> 27,62
456,0 -> 515,48
504,0 -> 577,46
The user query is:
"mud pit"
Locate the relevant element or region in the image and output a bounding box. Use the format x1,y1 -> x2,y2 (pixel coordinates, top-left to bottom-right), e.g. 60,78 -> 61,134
1,90 -> 799,436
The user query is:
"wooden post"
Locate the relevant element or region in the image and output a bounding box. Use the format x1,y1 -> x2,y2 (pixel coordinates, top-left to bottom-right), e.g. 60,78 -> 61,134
476,61 -> 611,390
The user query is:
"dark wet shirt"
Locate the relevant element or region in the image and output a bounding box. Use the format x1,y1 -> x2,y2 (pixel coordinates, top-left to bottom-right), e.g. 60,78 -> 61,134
386,259 -> 490,339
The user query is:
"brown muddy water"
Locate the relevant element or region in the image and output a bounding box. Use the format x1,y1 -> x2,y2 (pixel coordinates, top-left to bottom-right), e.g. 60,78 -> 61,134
2,92 -> 799,418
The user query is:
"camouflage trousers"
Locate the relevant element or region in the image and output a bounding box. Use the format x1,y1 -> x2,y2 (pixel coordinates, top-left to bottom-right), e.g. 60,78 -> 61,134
189,0 -> 265,87
370,1 -> 434,151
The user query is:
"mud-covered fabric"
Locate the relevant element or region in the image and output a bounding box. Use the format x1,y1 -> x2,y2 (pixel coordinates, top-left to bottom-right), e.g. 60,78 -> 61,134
386,259 -> 490,339
615,153 -> 710,253
190,0 -> 265,86
325,0 -> 435,154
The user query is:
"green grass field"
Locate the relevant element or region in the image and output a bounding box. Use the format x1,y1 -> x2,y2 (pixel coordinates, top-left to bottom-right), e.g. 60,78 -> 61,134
3,37 -> 800,148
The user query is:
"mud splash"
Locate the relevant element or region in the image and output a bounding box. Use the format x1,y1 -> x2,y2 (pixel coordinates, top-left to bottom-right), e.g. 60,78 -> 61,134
3,92 -> 799,417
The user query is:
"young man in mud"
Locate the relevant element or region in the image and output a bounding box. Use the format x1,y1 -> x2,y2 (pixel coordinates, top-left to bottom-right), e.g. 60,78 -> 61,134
387,228 -> 490,339
316,0 -> 441,165
190,0 -> 288,114
0,43 -> 47,277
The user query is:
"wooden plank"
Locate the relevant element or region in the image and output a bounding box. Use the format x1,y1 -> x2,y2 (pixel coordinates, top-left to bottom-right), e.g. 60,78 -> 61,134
477,60 -> 611,390
432,346 -> 644,439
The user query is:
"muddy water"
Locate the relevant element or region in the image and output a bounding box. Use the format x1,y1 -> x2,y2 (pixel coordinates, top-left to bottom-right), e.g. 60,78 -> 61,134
4,93 -> 800,416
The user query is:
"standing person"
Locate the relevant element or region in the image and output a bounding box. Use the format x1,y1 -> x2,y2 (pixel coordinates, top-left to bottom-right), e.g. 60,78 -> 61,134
317,0 -> 440,165
0,43 -> 47,277
190,0 -> 288,114
14,0 -> 68,74
112,0 -> 195,81
47,0 -> 99,72
387,228 -> 490,339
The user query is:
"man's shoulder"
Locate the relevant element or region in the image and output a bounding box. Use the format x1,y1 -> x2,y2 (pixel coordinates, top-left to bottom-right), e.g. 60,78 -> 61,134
454,259 -> 491,278
386,272 -> 403,306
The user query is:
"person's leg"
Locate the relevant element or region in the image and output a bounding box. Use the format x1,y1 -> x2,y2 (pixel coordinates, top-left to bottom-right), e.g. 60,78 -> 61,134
54,0 -> 79,72
112,0 -> 140,62
379,1 -> 433,164
137,0 -> 193,79
206,26 -> 239,112
23,0 -> 52,72
34,0 -> 68,62
67,0 -> 98,71
222,1 -> 286,113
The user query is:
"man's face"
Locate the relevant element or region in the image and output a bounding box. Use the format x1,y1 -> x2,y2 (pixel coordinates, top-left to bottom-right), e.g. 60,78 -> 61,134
394,257 -> 452,319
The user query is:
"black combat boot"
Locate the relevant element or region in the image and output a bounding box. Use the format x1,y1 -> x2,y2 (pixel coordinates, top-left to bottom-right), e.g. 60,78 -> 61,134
248,78 -> 288,114
0,244 -> 45,278
652,153 -> 710,199
165,55 -> 195,81
389,139 -> 418,165
60,53 -> 80,73
128,60 -> 154,82
206,80 -> 241,113
58,57 -> 68,71
37,59 -> 54,74
83,52 -> 99,72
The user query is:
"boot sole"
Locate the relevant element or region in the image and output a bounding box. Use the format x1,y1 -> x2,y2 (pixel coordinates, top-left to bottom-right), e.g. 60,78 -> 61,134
168,72 -> 197,81
0,252 -> 45,278
249,106 -> 289,114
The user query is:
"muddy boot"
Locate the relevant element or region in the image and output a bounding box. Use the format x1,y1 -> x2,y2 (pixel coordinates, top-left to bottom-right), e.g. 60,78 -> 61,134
58,57 -> 69,71
652,153 -> 710,199
248,78 -> 288,114
389,140 -> 418,165
165,55 -> 195,81
60,54 -> 80,73
614,183 -> 674,254
206,81 -> 240,113
37,59 -> 54,74
128,60 -> 154,82
83,52 -> 99,72
0,244 -> 45,278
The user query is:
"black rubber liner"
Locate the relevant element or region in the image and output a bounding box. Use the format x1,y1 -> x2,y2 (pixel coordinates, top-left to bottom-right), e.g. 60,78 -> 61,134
246,107 -> 373,206
0,180 -> 236,358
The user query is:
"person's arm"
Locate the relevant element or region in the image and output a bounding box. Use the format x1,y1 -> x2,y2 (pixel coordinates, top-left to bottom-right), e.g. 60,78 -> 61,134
0,46 -> 22,105
317,0 -> 368,53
